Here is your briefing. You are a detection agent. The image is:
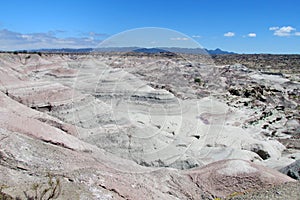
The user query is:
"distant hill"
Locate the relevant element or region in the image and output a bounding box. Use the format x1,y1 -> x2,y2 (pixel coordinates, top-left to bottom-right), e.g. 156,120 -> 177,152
132,48 -> 169,53
24,47 -> 236,55
207,48 -> 236,55
28,48 -> 94,53
160,47 -> 236,55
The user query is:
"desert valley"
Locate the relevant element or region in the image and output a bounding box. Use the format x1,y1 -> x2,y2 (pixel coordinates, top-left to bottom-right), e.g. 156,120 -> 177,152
0,51 -> 299,199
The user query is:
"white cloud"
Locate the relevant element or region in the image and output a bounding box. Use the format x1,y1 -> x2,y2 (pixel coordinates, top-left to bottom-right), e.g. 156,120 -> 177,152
269,26 -> 296,37
0,29 -> 106,51
170,37 -> 189,41
192,35 -> 201,38
247,33 -> 256,37
295,32 -> 300,36
269,27 -> 279,31
224,32 -> 235,37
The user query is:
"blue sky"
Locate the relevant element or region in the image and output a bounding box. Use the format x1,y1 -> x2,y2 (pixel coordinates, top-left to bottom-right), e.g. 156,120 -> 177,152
0,0 -> 299,53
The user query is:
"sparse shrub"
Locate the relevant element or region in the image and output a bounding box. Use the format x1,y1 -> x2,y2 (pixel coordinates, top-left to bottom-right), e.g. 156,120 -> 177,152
23,174 -> 61,200
228,191 -> 242,198
194,77 -> 201,84
0,185 -> 13,200
0,191 -> 14,200
0,174 -> 61,200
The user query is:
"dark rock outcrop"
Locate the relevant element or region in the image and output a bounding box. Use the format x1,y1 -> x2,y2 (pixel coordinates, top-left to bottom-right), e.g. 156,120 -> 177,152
279,160 -> 300,180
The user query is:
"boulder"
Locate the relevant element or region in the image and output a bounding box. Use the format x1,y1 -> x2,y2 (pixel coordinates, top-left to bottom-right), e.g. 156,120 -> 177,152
279,159 -> 300,180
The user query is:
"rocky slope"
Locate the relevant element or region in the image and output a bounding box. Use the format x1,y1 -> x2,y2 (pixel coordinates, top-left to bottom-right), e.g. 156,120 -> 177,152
0,52 -> 299,199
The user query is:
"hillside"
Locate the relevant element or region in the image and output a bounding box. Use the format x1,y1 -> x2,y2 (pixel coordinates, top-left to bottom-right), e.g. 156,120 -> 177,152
0,52 -> 299,199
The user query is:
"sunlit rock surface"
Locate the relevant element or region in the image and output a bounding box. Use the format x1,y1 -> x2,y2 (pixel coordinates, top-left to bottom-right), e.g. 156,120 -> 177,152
0,52 -> 299,199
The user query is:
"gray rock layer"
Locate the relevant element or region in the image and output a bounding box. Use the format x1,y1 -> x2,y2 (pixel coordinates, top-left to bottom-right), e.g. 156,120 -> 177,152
280,160 -> 300,180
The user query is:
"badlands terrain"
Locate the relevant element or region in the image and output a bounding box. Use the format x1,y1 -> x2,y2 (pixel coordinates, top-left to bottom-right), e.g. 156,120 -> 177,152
0,52 -> 299,199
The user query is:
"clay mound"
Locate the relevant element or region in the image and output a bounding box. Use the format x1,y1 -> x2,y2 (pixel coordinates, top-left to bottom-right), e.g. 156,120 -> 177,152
186,159 -> 296,198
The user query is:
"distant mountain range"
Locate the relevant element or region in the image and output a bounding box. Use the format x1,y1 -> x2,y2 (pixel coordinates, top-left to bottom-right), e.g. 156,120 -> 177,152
24,47 -> 236,55
135,47 -> 236,55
